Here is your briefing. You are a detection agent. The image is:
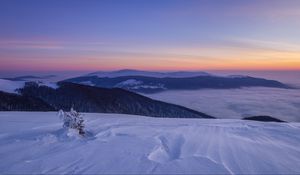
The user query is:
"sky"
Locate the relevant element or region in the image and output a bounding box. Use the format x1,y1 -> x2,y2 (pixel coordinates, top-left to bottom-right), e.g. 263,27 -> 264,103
0,0 -> 300,72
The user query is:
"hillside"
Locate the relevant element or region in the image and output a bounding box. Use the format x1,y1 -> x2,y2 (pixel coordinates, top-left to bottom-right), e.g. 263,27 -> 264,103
0,82 -> 213,119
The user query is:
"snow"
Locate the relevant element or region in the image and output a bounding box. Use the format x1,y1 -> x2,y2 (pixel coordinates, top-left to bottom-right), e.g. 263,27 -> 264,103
115,79 -> 166,90
0,79 -> 25,94
35,81 -> 59,89
115,79 -> 143,87
0,112 -> 299,174
80,81 -> 95,86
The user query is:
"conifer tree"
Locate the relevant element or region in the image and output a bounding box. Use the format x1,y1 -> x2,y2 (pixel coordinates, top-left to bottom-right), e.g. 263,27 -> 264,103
58,108 -> 85,136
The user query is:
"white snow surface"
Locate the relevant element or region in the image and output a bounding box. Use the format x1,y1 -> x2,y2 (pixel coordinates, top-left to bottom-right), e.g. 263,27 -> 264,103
35,81 -> 59,89
0,112 -> 299,174
0,79 -> 25,94
115,79 -> 143,87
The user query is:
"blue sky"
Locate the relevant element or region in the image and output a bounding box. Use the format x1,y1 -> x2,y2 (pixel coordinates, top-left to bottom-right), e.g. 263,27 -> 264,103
1,0 -> 300,71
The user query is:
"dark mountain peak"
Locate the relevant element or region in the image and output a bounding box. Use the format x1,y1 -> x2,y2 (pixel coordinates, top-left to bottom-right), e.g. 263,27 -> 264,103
243,116 -> 286,123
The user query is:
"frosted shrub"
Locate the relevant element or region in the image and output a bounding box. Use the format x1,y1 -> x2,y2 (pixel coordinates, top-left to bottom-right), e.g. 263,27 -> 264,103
58,108 -> 85,136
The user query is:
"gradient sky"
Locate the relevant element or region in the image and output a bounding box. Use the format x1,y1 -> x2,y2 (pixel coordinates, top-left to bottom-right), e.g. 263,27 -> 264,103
0,0 -> 300,72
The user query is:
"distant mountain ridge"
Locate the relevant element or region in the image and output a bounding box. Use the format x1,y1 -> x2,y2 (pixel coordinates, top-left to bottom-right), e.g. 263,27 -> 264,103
64,74 -> 290,93
88,69 -> 211,78
2,70 -> 292,94
4,75 -> 56,81
0,82 -> 214,119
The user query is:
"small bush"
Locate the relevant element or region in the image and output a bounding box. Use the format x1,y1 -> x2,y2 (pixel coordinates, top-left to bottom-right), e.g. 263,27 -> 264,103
58,108 -> 85,136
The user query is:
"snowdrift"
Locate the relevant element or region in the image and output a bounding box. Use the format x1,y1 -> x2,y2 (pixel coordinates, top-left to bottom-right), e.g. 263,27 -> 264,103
0,112 -> 299,174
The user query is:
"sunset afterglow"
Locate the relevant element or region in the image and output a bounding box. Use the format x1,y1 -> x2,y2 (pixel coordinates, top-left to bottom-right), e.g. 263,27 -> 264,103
1,0 -> 300,71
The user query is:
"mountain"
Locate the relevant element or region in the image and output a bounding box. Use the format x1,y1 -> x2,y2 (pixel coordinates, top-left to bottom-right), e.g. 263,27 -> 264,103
63,75 -> 290,93
87,69 -> 211,78
0,78 -> 58,94
0,82 -> 214,119
243,116 -> 286,122
0,91 -> 54,111
3,75 -> 56,81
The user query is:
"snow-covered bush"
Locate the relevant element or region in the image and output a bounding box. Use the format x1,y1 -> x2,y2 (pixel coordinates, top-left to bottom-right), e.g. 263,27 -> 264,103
58,108 -> 85,136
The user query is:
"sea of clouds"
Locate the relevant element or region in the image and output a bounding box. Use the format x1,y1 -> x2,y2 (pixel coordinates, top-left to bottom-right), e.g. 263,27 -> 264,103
147,71 -> 300,122
147,87 -> 300,122
147,88 -> 300,122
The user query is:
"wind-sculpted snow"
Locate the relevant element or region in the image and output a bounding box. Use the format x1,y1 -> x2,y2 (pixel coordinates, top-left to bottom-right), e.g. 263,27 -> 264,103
0,112 -> 299,174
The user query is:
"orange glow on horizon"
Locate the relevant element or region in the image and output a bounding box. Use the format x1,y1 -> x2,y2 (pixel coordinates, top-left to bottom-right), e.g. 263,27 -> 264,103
1,57 -> 299,72
1,45 -> 300,72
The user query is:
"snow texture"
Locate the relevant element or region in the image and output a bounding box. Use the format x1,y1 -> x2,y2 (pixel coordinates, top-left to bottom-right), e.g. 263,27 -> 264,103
0,112 -> 299,174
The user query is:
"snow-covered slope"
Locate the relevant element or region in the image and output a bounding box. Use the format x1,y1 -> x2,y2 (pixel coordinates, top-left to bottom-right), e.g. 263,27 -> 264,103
0,112 -> 299,174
